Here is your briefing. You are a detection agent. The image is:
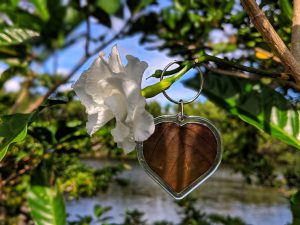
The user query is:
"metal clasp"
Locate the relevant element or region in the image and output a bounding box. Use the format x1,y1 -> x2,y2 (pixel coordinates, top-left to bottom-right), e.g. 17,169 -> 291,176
177,99 -> 184,122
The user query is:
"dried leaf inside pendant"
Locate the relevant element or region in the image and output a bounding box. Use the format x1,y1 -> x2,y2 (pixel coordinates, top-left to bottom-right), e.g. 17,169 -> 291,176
137,115 -> 222,199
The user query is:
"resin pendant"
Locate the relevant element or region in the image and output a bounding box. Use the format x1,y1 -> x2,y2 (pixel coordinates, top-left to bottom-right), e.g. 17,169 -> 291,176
137,115 -> 222,199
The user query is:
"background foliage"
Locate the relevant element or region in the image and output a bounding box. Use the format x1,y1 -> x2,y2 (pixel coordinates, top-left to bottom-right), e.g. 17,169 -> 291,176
0,0 -> 299,224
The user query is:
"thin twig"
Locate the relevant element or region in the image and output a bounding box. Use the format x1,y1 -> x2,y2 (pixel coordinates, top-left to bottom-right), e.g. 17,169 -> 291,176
203,64 -> 260,80
240,0 -> 300,85
85,14 -> 91,57
24,20 -> 132,113
292,0 -> 300,61
202,54 -> 291,80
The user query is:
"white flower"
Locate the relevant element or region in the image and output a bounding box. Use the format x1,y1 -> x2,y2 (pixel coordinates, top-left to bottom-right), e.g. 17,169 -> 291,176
72,45 -> 155,153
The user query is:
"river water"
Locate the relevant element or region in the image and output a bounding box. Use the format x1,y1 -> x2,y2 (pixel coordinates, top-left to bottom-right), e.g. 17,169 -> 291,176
67,160 -> 292,225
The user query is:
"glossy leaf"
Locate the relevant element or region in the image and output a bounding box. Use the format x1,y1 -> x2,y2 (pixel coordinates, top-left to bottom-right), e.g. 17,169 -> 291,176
0,99 -> 65,161
279,0 -> 293,21
0,113 -> 33,161
32,0 -> 50,21
185,73 -> 300,149
0,28 -> 39,46
28,182 -> 66,225
96,0 -> 121,15
291,191 -> 300,225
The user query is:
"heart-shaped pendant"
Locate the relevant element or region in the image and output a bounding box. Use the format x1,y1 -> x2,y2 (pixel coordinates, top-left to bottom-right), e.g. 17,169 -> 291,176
137,115 -> 222,199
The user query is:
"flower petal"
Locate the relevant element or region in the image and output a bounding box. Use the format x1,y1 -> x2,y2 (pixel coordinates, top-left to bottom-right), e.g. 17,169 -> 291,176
104,93 -> 127,121
87,108 -> 114,135
85,56 -> 113,105
125,55 -> 148,84
72,45 -> 154,154
109,45 -> 124,73
72,70 -> 99,114
111,120 -> 130,142
118,137 -> 136,153
133,106 -> 155,141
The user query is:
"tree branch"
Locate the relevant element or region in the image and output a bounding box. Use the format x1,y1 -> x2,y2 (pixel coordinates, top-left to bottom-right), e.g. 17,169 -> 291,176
240,0 -> 300,85
292,0 -> 300,61
85,12 -> 91,57
202,54 -> 291,80
24,20 -> 132,113
203,64 -> 260,80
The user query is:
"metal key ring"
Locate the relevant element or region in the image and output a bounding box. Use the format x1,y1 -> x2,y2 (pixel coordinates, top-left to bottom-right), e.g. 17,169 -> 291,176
160,60 -> 204,104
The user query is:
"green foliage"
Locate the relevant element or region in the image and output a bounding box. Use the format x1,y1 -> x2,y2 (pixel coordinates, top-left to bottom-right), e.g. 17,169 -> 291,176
28,184 -> 66,225
27,162 -> 66,225
279,0 -> 293,21
1,0 -> 300,224
0,28 -> 39,46
0,113 -> 33,161
127,0 -> 157,15
96,0 -> 121,15
185,73 -> 300,150
0,99 -> 65,161
69,197 -> 247,225
291,191 -> 300,225
31,0 -> 50,21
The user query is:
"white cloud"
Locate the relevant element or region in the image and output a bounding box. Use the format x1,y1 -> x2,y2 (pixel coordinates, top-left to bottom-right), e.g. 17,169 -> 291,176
4,77 -> 23,93
57,67 -> 70,77
58,82 -> 72,92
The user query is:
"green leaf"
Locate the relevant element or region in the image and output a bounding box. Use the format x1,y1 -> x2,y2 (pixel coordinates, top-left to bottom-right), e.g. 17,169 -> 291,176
28,163 -> 66,225
0,28 -> 39,46
31,0 -> 50,21
28,182 -> 66,225
279,0 -> 293,21
291,191 -> 300,225
0,126 -> 27,161
96,0 -> 121,15
185,73 -> 300,149
94,205 -> 111,218
0,99 -> 65,161
0,113 -> 34,161
127,0 -> 157,14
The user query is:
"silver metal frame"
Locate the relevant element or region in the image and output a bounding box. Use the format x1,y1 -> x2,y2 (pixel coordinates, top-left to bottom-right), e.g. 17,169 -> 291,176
160,60 -> 204,105
136,115 -> 222,200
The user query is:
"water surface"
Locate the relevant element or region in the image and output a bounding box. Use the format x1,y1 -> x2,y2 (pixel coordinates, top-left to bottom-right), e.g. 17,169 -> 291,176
67,160 -> 292,225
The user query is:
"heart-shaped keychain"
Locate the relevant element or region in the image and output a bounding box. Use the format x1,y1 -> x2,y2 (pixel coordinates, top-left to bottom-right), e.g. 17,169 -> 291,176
137,61 -> 222,199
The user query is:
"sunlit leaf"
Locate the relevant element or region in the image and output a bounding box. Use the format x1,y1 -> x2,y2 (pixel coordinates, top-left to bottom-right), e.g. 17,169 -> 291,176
28,185 -> 66,225
279,0 -> 293,21
96,0 -> 121,15
32,0 -> 50,21
0,113 -> 33,161
0,99 -> 65,161
185,73 -> 300,149
0,28 -> 39,46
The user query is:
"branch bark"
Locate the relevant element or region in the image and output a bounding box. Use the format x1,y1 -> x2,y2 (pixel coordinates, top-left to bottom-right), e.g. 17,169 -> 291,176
240,0 -> 300,85
292,0 -> 300,62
